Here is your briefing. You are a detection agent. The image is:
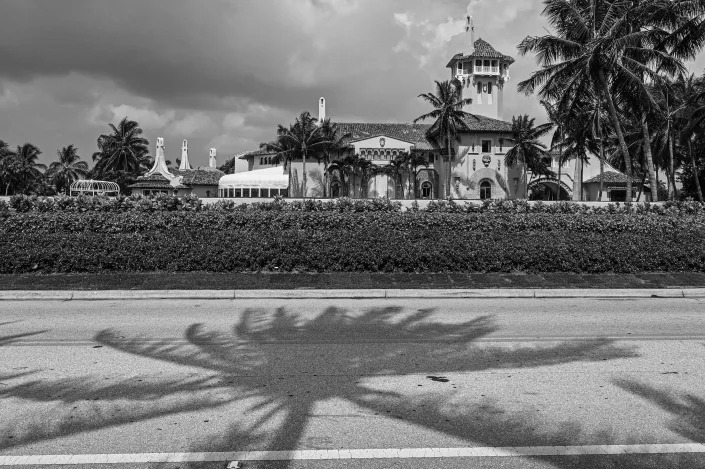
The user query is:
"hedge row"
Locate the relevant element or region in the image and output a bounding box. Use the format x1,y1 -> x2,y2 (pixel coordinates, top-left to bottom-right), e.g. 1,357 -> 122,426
1,211 -> 702,235
1,211 -> 703,273
5,193 -> 705,215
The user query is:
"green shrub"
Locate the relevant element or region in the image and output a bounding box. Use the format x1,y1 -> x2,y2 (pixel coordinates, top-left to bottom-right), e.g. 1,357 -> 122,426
0,210 -> 703,273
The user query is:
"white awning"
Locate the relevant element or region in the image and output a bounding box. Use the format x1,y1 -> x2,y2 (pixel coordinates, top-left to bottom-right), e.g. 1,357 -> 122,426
219,166 -> 289,189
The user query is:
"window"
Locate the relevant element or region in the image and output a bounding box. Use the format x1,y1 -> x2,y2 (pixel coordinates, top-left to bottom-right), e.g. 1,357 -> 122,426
477,81 -> 482,94
457,62 -> 463,74
234,188 -> 241,198
480,180 -> 492,200
475,59 -> 482,71
482,140 -> 492,153
206,190 -> 211,198
421,181 -> 432,199
331,182 -> 341,198
487,81 -> 493,94
243,188 -> 250,198
252,189 -> 260,198
428,153 -> 434,163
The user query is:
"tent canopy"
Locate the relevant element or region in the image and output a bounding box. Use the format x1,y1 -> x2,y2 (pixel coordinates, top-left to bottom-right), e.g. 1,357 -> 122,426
219,166 -> 288,189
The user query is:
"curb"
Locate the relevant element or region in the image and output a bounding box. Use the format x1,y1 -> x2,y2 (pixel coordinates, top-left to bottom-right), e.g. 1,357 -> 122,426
0,288 -> 704,300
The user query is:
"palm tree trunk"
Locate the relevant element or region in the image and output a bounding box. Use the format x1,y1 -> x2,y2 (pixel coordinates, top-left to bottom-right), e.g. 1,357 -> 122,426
688,139 -> 704,202
669,133 -> 678,200
413,166 -> 418,199
524,161 -> 529,199
637,171 -> 646,202
323,161 -> 329,198
572,157 -> 582,201
288,160 -> 292,198
446,131 -> 452,199
303,151 -> 307,201
557,136 -> 563,200
640,115 -> 658,202
598,70 -> 633,202
599,158 -> 604,201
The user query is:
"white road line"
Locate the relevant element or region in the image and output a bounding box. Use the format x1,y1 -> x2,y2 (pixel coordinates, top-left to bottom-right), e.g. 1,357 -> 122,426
1,444 -> 705,465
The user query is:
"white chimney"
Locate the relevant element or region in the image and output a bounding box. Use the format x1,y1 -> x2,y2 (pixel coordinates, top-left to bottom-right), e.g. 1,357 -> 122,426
318,97 -> 326,125
466,15 -> 475,52
209,148 -> 217,168
147,137 -> 173,177
179,139 -> 191,170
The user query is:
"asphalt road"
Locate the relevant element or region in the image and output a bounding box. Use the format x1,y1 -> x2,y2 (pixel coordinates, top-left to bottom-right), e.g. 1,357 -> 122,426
1,297 -> 705,469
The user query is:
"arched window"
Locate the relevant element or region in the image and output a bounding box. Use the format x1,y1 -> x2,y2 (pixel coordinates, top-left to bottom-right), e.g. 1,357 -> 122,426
487,81 -> 493,94
259,157 -> 263,165
480,180 -> 492,200
421,181 -> 433,199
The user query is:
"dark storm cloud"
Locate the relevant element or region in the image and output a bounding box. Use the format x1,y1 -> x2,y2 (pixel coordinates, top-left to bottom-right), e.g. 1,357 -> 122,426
0,0 -> 427,118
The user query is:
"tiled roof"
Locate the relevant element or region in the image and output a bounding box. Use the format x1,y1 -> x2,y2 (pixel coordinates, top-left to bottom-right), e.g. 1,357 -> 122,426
337,123 -> 437,150
461,115 -> 513,133
583,171 -> 646,185
446,38 -> 516,66
128,181 -> 174,189
134,173 -> 171,183
338,117 -> 512,149
173,167 -> 224,186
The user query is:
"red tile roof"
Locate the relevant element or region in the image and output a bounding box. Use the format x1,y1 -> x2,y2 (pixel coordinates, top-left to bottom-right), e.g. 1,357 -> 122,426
446,38 -> 515,67
583,171 -> 647,185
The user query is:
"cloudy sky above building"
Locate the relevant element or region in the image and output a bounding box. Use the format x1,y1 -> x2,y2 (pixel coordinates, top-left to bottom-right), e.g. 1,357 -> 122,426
1,0 -> 705,170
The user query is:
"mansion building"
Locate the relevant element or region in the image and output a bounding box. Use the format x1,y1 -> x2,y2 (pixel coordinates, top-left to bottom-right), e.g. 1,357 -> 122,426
219,37 -> 648,202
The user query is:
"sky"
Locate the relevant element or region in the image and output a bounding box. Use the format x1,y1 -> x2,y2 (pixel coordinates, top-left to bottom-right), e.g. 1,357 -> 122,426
1,0 -> 705,172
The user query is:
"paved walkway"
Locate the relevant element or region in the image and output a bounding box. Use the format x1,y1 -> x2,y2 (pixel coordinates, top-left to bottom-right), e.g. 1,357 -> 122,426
1,272 -> 704,291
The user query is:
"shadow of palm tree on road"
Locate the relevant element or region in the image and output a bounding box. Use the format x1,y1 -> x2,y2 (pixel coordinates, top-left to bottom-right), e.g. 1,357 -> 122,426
0,306 -> 649,468
615,378 -> 705,443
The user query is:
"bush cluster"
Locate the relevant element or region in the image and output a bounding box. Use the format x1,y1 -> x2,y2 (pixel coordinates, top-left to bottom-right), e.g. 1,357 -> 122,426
6,193 -> 705,215
1,209 -> 703,273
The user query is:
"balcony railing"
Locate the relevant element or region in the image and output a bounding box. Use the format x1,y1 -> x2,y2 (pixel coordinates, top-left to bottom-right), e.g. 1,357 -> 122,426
474,65 -> 500,75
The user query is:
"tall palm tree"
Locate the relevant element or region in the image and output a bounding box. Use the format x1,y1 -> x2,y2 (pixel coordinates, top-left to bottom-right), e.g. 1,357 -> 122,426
0,139 -> 14,196
261,112 -> 340,199
381,156 -> 407,199
47,145 -> 89,194
315,119 -> 350,198
517,0 -> 694,202
92,118 -> 150,176
404,152 -> 430,200
678,73 -> 705,201
12,143 -> 46,194
414,80 -> 474,198
504,115 -> 555,198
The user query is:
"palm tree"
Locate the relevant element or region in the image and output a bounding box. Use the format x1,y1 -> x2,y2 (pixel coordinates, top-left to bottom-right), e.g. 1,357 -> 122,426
404,152 -> 430,199
11,143 -> 46,194
262,112 -> 341,199
92,118 -> 150,176
504,115 -> 555,199
676,74 -> 705,202
47,145 -> 89,194
541,100 -> 567,200
315,119 -> 350,198
0,139 -> 14,196
517,0 -> 694,202
380,156 -> 407,199
414,80 -> 474,198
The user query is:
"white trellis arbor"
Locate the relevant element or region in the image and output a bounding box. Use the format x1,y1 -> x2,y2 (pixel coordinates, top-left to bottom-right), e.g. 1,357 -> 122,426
69,180 -> 120,197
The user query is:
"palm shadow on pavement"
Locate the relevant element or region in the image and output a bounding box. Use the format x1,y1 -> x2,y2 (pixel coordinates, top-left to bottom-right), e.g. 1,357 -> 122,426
2,305 -> 689,468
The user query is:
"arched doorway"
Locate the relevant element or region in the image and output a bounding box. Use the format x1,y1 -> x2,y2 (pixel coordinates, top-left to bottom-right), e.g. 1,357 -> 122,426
421,181 -> 433,199
330,181 -> 341,198
480,179 -> 492,200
